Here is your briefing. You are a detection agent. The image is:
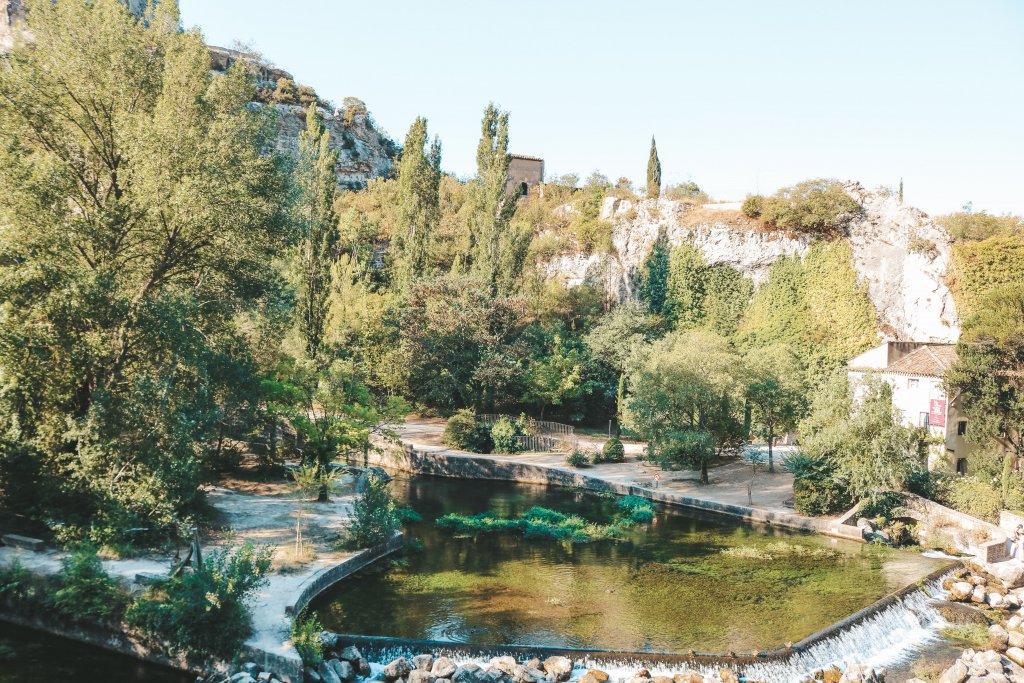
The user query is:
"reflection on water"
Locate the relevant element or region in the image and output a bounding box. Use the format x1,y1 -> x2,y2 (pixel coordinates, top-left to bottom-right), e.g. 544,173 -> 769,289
0,621 -> 190,683
314,475 -> 947,653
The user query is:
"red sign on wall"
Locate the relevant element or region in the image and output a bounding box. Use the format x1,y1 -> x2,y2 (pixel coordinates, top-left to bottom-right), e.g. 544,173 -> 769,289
929,399 -> 947,427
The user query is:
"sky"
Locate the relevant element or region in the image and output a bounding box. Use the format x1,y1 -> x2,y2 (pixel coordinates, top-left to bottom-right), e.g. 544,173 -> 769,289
179,1 -> 1024,216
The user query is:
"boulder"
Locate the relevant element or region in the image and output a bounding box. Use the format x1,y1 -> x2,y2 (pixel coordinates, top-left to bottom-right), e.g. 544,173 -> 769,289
974,649 -> 1004,674
256,674 -> 275,683
1006,593 -> 1021,609
328,659 -> 356,683
1006,647 -> 1024,668
490,658 -> 517,676
408,670 -> 436,683
229,674 -> 255,683
624,678 -> 651,683
635,671 -> 651,680
652,677 -> 673,683
525,661 -> 541,671
384,658 -> 414,681
1010,615 -> 1024,631
432,658 -> 458,679
511,667 -> 537,683
989,624 -> 1010,651
318,662 -> 343,683
938,660 -> 968,683
1011,631 -> 1024,649
414,656 -> 435,673
306,669 -> 324,683
990,592 -> 1007,609
359,659 -> 373,677
935,601 -> 991,625
719,669 -> 740,683
242,663 -> 262,677
542,657 -> 573,682
583,671 -> 610,683
340,646 -> 362,663
952,582 -> 976,601
973,586 -> 988,604
673,673 -> 703,683
453,664 -> 484,683
989,563 -> 1024,591
820,667 -> 842,683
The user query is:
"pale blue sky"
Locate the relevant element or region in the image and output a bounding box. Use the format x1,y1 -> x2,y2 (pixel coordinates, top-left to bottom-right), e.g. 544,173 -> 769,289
180,1 -> 1024,215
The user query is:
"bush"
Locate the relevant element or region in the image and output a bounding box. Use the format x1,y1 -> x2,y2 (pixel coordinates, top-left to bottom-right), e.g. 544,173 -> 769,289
908,236 -> 938,257
126,543 -> 273,660
0,560 -> 45,611
565,449 -> 589,468
291,613 -> 324,667
491,415 -> 529,454
49,545 -> 127,625
793,477 -> 851,516
741,194 -> 765,218
665,182 -> 709,203
756,179 -> 861,235
935,475 -> 1003,522
349,473 -> 400,547
600,437 -> 625,463
443,409 -> 493,453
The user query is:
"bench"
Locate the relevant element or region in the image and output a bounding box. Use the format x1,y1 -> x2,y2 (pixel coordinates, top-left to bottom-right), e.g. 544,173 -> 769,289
1,534 -> 45,551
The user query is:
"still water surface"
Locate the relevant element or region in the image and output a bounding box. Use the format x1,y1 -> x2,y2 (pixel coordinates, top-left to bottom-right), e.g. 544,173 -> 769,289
314,474 -> 946,653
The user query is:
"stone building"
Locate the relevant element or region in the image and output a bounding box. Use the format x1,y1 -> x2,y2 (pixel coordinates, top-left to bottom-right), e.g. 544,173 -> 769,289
847,341 -> 974,473
507,154 -> 544,197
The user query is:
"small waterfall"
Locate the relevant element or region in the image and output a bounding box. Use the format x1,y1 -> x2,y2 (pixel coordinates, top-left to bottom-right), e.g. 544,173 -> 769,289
359,576 -> 952,683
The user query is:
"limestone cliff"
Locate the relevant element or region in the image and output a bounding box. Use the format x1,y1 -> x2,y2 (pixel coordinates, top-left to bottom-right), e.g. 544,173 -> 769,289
542,184 -> 960,343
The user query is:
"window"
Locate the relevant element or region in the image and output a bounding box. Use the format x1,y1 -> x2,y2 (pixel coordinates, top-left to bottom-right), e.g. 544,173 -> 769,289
957,420 -> 968,436
907,378 -> 919,389
957,458 -> 968,475
919,412 -> 930,427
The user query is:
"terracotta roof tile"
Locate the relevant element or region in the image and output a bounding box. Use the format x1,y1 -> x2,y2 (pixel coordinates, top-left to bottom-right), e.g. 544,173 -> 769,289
883,345 -> 958,377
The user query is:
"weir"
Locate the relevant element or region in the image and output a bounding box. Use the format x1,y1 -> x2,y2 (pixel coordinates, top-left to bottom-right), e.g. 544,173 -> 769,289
326,570 -> 955,683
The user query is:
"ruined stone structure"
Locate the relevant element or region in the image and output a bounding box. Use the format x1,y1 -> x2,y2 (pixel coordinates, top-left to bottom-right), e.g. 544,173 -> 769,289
507,154 -> 544,197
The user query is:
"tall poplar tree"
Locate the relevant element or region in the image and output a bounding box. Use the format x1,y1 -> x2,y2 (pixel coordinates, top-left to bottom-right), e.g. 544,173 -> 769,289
467,103 -> 520,294
392,116 -> 441,292
647,136 -> 662,199
295,103 -> 338,360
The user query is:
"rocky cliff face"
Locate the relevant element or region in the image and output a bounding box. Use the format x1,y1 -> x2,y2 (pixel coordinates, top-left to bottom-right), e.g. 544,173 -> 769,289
542,184 -> 960,343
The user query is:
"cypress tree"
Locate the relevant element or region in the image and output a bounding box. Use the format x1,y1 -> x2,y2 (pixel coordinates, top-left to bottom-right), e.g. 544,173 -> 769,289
898,178 -> 904,205
393,116 -> 441,292
646,136 -> 662,199
295,103 -> 339,360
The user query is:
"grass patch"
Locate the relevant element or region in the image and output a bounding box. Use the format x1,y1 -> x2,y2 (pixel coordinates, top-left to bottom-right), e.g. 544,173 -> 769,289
941,624 -> 991,648
720,541 -> 841,561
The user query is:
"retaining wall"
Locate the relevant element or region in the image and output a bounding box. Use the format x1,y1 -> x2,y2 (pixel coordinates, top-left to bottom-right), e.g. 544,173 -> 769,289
369,443 -> 865,542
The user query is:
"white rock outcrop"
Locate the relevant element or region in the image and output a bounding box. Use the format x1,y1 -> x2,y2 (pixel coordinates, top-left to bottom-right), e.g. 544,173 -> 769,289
541,184 -> 960,343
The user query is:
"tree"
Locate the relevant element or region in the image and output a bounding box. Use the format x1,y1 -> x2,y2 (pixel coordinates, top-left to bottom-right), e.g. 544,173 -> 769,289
523,334 -> 586,419
638,232 -> 670,314
898,178 -> 904,205
392,116 -> 441,292
744,345 -> 807,473
625,330 -> 746,483
0,0 -> 292,543
945,283 -> 1024,496
646,136 -> 661,199
295,103 -> 339,360
467,103 -> 521,294
757,179 -> 861,235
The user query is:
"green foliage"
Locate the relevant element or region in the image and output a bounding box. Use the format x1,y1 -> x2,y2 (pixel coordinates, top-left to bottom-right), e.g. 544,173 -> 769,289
934,473 -> 1006,523
638,235 -> 671,316
665,182 -> 708,203
741,194 -> 764,218
939,211 -> 1023,242
349,473 -> 400,546
522,335 -> 588,419
443,409 -> 492,452
738,242 -> 878,379
625,330 -> 747,483
291,612 -> 324,667
949,236 -> 1024,320
49,545 -> 127,625
754,179 -> 862,235
436,498 -> 655,543
665,242 -> 753,335
565,449 -> 590,468
600,437 -> 626,463
490,415 -> 529,454
744,345 -> 808,471
0,560 -> 46,611
295,103 -> 339,359
907,236 -> 938,257
127,543 -> 273,660
792,476 -> 851,516
0,0 -> 292,544
392,117 -> 442,292
646,137 -> 662,199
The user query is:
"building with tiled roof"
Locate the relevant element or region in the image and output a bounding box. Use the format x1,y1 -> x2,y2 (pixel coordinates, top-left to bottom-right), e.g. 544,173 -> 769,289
848,341 -> 973,474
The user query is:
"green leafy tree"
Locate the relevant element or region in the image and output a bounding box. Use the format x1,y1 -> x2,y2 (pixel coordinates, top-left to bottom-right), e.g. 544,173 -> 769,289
646,136 -> 661,199
392,116 -> 441,292
523,335 -> 586,419
758,179 -> 861,235
466,104 -> 521,294
638,232 -> 671,314
0,0 -> 291,543
625,330 -> 746,483
664,242 -> 752,334
744,345 -> 807,473
294,103 -> 339,360
945,283 -> 1024,497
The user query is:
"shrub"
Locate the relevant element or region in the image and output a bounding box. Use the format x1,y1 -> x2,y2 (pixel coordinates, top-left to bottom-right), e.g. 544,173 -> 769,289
935,475 -> 1003,522
793,477 -> 851,516
349,473 -> 400,547
126,543 -> 273,660
601,438 -> 626,463
491,415 -> 529,454
49,545 -> 127,625
443,409 -> 493,453
741,194 -> 765,218
565,449 -> 589,468
757,179 -> 861,235
0,560 -> 45,611
908,236 -> 938,257
291,613 -> 324,667
665,182 -> 709,203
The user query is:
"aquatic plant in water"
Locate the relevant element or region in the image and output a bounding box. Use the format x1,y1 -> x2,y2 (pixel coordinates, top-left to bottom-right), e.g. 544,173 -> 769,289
435,497 -> 657,543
